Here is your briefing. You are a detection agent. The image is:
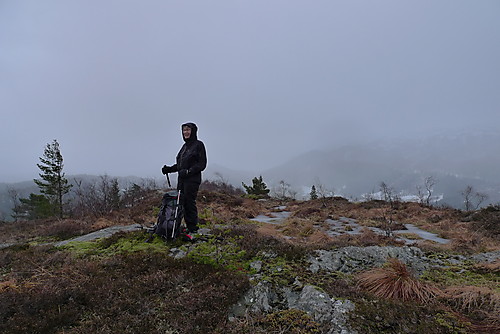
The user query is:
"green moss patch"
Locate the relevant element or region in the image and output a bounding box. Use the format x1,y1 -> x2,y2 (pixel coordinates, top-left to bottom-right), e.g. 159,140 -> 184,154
60,231 -> 169,257
421,265 -> 499,292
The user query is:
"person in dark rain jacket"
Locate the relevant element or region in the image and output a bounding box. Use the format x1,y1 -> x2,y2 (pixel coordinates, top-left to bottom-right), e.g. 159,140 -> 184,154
162,122 -> 207,234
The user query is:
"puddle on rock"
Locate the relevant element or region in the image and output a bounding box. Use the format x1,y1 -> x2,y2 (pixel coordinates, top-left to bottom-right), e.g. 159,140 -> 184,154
325,217 -> 449,244
393,224 -> 449,244
251,210 -> 449,245
250,211 -> 292,225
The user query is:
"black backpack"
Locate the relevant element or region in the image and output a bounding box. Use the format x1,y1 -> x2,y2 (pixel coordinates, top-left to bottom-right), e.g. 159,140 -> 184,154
153,190 -> 183,240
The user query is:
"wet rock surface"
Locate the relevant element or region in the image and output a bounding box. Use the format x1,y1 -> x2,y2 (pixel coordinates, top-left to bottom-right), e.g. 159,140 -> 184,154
54,224 -> 143,247
308,246 -> 430,275
230,282 -> 357,334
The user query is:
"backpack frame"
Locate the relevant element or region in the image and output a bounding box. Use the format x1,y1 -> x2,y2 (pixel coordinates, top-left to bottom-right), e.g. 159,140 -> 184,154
152,189 -> 183,241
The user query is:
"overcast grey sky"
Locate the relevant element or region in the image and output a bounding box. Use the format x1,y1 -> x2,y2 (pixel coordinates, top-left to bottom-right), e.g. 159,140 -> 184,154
1,0 -> 499,182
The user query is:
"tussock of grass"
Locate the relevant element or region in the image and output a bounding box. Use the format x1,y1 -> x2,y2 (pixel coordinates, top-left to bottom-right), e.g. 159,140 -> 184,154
357,258 -> 441,304
444,286 -> 499,315
442,286 -> 500,332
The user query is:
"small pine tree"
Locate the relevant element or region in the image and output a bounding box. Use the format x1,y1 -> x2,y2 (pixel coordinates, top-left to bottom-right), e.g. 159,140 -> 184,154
242,176 -> 270,199
109,178 -> 121,210
310,185 -> 318,200
19,194 -> 53,219
34,139 -> 72,218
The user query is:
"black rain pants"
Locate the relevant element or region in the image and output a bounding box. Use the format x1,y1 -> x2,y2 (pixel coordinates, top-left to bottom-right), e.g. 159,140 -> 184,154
177,178 -> 200,232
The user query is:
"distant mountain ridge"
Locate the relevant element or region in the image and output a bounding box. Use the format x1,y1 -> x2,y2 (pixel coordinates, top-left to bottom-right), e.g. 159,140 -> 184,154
260,132 -> 500,207
2,132 -> 499,220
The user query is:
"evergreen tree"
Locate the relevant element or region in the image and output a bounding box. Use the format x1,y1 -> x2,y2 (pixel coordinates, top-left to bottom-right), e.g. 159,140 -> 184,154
34,139 -> 72,218
310,185 -> 318,200
19,194 -> 53,219
109,178 -> 121,210
242,176 -> 270,198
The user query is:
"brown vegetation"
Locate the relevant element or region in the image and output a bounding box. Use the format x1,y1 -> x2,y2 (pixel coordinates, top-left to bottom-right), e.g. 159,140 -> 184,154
357,258 -> 441,304
1,187 -> 499,333
442,286 -> 500,333
0,246 -> 249,334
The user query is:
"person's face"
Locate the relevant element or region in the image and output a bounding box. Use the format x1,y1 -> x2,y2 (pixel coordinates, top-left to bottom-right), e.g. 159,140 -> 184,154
183,126 -> 192,139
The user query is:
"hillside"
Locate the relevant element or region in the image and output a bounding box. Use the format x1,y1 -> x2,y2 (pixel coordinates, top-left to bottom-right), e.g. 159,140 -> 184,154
1,187 -> 499,333
260,133 -> 500,207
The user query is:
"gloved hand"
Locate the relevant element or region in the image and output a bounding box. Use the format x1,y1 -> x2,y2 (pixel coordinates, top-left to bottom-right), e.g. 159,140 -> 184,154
178,169 -> 189,178
162,165 -> 174,175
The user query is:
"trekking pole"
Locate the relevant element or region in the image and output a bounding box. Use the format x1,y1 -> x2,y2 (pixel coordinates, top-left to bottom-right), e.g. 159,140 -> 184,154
166,173 -> 171,188
172,190 -> 181,239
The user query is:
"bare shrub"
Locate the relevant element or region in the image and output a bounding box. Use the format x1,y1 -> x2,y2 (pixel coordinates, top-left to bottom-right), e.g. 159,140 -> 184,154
469,204 -> 500,239
416,176 -> 437,206
357,258 -> 440,304
462,185 -> 489,212
200,177 -> 244,196
72,175 -> 121,218
36,219 -> 92,240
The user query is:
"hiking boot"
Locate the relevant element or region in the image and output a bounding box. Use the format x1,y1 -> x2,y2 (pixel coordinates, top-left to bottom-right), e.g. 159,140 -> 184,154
182,233 -> 195,242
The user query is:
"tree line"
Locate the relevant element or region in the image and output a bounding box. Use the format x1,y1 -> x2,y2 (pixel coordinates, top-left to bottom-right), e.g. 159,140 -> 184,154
5,139 -> 492,222
9,140 -> 157,221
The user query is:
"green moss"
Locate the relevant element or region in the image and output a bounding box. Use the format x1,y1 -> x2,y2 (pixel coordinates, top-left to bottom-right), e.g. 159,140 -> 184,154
60,240 -> 103,256
151,206 -> 160,217
434,312 -> 469,333
29,236 -> 62,244
254,256 -> 298,286
187,235 -> 248,271
421,265 -> 499,291
199,207 -> 218,225
425,252 -> 461,261
60,231 -> 169,257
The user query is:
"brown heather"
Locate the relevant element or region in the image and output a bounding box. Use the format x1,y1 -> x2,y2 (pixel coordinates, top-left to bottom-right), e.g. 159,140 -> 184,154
1,186 -> 499,333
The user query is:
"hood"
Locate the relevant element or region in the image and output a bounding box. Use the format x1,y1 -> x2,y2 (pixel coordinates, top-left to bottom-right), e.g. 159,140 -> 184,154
181,122 -> 198,142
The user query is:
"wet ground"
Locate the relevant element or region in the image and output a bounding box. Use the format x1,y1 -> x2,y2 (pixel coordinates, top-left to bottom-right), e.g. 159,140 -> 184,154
251,207 -> 449,245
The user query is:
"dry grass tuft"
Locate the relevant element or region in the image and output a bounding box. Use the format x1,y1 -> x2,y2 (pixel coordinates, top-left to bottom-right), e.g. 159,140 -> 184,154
442,286 -> 500,331
91,218 -> 116,230
473,260 -> 500,275
449,232 -> 488,254
444,286 -> 500,314
281,218 -> 316,237
357,258 -> 441,304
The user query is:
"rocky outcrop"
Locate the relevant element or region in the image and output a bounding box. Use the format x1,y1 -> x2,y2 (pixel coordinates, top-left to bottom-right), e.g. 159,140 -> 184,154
308,246 -> 429,275
308,246 -> 500,278
230,281 -> 357,334
470,250 -> 500,263
54,224 -> 143,247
